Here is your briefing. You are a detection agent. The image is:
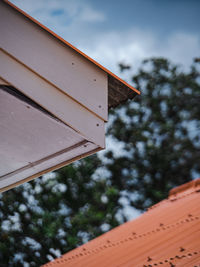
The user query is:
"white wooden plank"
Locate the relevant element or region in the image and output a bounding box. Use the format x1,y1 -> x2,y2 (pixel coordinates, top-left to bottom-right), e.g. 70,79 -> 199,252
0,142 -> 99,190
0,2 -> 108,121
0,88 -> 84,176
0,49 -> 105,148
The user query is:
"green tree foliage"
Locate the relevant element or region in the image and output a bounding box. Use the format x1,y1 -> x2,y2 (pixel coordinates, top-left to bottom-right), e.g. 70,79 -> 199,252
106,58 -> 200,210
0,58 -> 199,266
0,155 -> 120,266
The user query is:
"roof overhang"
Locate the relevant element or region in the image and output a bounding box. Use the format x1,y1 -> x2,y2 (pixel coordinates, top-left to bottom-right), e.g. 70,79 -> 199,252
0,85 -> 102,192
0,0 -> 140,192
1,0 -> 140,111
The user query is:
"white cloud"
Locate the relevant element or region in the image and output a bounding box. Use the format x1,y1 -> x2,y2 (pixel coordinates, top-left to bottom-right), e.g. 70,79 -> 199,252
10,0 -> 106,48
79,29 -> 200,80
10,0 -> 105,24
163,32 -> 200,66
78,6 -> 105,22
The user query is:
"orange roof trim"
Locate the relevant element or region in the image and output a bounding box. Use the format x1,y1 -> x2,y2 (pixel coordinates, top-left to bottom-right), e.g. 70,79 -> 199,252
44,178 -> 200,266
169,178 -> 200,197
3,0 -> 140,96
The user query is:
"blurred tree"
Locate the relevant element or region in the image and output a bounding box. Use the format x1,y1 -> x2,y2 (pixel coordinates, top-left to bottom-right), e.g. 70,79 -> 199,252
106,57 -> 200,210
0,155 -> 120,266
119,63 -> 131,72
0,57 -> 199,266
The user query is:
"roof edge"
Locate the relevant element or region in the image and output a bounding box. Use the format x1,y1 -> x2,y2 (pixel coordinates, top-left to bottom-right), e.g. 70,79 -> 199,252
3,0 -> 140,96
169,178 -> 200,197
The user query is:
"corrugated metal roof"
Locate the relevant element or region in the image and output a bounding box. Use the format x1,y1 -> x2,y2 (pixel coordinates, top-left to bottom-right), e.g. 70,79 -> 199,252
43,178 -> 200,267
3,0 -> 140,109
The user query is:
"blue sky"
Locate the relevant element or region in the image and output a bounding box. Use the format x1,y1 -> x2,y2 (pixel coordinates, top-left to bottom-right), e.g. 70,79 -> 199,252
10,0 -> 200,81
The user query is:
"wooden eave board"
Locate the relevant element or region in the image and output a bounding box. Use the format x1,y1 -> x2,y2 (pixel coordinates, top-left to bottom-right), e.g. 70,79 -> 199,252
0,86 -> 100,192
0,48 -> 105,148
0,1 -> 108,121
2,0 -> 140,111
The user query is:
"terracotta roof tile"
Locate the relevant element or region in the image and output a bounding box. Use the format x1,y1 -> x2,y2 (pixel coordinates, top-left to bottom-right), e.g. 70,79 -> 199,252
43,178 -> 200,266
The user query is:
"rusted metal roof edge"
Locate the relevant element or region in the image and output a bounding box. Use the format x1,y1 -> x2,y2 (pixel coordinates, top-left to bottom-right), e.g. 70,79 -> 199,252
3,0 -> 140,96
148,178 -> 200,211
43,178 -> 200,266
43,214 -> 200,266
169,178 -> 200,197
